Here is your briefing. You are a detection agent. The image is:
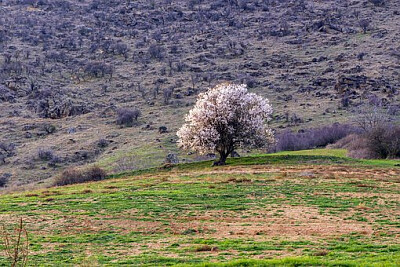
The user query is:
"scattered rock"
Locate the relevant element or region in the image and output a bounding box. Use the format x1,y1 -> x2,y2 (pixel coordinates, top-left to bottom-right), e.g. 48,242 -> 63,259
206,153 -> 216,159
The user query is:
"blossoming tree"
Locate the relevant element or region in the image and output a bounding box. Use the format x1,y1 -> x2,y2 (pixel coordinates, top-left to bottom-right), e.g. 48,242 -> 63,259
177,83 -> 274,166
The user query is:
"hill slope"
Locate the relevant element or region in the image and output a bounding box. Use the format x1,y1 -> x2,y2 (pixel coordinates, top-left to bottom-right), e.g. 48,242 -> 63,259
0,150 -> 399,265
1,0 -> 400,186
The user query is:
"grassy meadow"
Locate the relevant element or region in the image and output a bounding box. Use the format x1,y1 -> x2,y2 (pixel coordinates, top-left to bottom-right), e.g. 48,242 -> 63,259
0,149 -> 399,266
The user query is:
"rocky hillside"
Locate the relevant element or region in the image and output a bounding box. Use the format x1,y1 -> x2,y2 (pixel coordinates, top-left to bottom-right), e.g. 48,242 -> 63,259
0,0 -> 399,187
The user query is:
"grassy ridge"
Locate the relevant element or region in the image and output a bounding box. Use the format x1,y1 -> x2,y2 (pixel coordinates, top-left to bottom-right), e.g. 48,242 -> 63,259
111,149 -> 400,179
0,149 -> 399,265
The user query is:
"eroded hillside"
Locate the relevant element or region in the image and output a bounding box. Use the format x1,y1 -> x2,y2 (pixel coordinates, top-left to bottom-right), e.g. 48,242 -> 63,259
0,0 -> 399,186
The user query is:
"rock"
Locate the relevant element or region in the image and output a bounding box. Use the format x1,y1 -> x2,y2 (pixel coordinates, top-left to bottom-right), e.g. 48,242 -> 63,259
67,127 -> 76,134
206,153 -> 216,159
231,151 -> 241,158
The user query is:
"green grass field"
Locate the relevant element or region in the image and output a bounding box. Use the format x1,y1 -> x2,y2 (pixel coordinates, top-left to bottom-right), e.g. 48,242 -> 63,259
0,149 -> 399,266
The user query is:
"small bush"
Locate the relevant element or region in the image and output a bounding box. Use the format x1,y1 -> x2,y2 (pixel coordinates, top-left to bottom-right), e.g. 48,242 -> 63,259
85,166 -> 107,181
0,173 -> 11,187
97,139 -> 110,148
54,166 -> 107,186
48,156 -> 62,167
38,149 -> 55,161
116,108 -> 141,127
369,0 -> 385,6
0,142 -> 16,156
42,124 -> 56,134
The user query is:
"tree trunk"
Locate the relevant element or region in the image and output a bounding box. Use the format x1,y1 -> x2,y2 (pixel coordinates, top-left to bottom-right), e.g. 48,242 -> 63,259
213,151 -> 228,166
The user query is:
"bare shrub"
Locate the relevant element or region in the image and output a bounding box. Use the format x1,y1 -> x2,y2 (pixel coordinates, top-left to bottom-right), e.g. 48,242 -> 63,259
1,218 -> 29,267
54,166 -> 107,186
97,139 -> 110,148
333,134 -> 378,159
0,173 -> 11,187
42,124 -> 56,134
359,19 -> 370,34
353,105 -> 390,132
148,44 -> 165,60
85,166 -> 107,181
329,134 -> 361,149
369,0 -> 385,6
116,108 -> 141,127
350,105 -> 400,158
29,89 -> 90,119
333,126 -> 400,159
163,87 -> 173,105
84,62 -> 113,79
348,147 -> 378,159
365,125 -> 400,159
37,149 -> 55,161
274,123 -> 359,152
0,142 -> 16,161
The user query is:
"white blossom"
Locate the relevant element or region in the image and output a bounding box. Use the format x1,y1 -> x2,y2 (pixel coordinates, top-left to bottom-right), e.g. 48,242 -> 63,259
177,83 -> 274,165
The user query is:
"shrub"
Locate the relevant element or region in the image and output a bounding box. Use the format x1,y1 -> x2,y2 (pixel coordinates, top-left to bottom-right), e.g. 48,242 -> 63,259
369,0 -> 385,6
0,173 -> 11,187
48,156 -> 62,168
332,134 -> 378,159
1,218 -> 29,266
333,125 -> 400,159
0,142 -> 16,158
359,19 -> 370,34
54,166 -> 107,186
273,123 -> 359,152
163,87 -> 173,105
42,124 -> 56,134
97,139 -> 110,148
38,149 -> 55,161
116,108 -> 141,127
365,125 -> 400,159
148,44 -> 165,60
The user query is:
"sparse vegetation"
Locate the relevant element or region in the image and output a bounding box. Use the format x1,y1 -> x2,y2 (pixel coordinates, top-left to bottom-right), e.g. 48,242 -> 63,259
116,108 -> 141,127
37,149 -> 55,161
0,0 -> 399,185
